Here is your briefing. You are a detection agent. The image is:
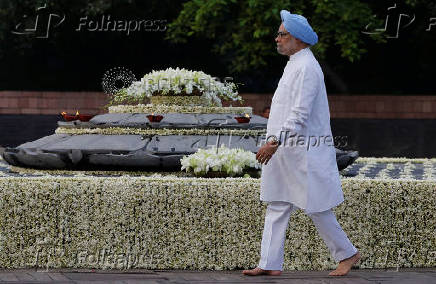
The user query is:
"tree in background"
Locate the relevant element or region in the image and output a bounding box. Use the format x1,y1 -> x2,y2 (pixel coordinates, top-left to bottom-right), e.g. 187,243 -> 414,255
166,0 -> 384,74
166,0 -> 436,94
1,0 -> 435,94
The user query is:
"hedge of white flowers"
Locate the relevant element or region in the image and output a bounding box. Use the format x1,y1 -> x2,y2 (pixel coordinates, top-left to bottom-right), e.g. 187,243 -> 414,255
108,104 -> 253,115
55,127 -> 266,137
181,146 -> 261,177
113,67 -> 241,106
0,176 -> 434,270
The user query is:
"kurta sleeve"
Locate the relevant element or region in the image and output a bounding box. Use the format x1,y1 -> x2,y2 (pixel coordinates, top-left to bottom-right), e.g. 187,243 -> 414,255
276,66 -> 320,140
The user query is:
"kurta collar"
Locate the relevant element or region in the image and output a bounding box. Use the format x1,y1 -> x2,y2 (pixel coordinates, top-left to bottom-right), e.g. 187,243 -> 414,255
288,47 -> 310,63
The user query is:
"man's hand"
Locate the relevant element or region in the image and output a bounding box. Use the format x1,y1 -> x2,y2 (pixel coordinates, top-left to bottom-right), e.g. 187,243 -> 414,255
256,141 -> 279,165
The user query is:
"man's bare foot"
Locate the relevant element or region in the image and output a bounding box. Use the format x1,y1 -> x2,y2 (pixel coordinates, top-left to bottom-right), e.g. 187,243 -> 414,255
242,267 -> 281,276
329,252 -> 361,276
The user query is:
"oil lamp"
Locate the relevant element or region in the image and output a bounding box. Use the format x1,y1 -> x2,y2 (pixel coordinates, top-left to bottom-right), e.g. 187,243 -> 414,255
147,112 -> 164,122
60,111 -> 79,121
234,113 -> 251,123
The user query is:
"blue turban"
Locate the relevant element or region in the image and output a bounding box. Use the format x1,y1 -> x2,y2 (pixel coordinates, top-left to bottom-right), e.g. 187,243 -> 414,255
280,10 -> 318,46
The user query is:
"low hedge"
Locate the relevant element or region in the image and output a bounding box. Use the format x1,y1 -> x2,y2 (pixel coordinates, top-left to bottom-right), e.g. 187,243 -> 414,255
0,176 -> 434,270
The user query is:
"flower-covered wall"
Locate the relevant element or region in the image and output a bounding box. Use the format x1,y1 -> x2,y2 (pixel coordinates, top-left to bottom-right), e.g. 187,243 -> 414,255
0,176 -> 434,270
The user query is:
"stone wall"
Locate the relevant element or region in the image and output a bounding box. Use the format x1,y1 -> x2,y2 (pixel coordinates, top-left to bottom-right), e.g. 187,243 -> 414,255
0,91 -> 108,115
1,91 -> 436,118
0,91 -> 436,119
232,94 -> 436,119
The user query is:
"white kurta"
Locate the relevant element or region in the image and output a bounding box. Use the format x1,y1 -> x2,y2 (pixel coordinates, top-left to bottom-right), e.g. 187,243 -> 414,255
260,48 -> 344,213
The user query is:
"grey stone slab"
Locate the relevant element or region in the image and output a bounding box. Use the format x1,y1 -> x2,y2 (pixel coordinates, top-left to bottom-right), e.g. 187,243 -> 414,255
196,114 -> 237,125
144,135 -> 260,154
193,114 -> 267,129
90,113 -> 134,125
249,115 -> 268,124
2,134 -> 262,169
87,113 -> 267,130
88,152 -> 163,168
5,149 -> 67,168
17,134 -> 70,150
42,135 -> 147,152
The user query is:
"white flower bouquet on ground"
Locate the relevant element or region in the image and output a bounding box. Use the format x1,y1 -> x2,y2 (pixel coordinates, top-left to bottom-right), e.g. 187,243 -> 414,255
180,145 -> 261,177
112,67 -> 242,106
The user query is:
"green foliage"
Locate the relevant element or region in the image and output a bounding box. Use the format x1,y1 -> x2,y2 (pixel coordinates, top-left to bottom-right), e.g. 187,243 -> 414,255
0,0 -> 113,59
167,0 -> 386,72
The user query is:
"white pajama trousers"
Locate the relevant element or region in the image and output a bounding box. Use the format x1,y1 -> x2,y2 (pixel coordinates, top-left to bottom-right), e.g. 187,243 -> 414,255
258,201 -> 357,271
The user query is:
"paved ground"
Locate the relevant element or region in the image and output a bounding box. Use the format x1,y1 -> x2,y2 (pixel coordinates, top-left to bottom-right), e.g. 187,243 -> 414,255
0,268 -> 435,284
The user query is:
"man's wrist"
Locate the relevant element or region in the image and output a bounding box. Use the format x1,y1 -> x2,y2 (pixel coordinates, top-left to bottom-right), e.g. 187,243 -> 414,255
266,135 -> 281,146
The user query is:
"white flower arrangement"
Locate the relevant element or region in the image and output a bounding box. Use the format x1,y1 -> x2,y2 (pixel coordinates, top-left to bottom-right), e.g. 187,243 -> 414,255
112,67 -> 242,106
180,145 -> 261,177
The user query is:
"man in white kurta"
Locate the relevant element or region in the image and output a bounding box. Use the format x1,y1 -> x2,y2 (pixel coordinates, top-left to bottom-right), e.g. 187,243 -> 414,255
243,10 -> 360,277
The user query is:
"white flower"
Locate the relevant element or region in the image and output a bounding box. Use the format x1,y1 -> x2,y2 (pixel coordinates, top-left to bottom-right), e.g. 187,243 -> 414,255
180,145 -> 260,177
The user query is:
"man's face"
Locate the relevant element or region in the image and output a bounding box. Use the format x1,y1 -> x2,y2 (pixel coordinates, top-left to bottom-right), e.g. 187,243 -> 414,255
275,23 -> 299,56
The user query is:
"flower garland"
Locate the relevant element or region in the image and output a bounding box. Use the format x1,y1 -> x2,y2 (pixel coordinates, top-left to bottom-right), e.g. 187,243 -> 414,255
55,127 -> 266,137
149,95 -> 208,106
353,160 -> 378,179
180,145 -> 261,177
423,160 -> 435,180
112,67 -> 242,106
375,163 -> 396,179
7,165 -> 193,178
108,104 -> 253,115
356,157 -> 436,163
